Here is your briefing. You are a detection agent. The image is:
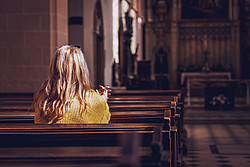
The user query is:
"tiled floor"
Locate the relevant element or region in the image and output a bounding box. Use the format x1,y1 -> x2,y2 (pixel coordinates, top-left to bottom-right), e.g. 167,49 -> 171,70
183,108 -> 250,167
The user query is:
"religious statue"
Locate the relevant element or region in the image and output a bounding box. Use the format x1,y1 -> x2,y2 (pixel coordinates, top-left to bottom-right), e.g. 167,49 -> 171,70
201,35 -> 211,72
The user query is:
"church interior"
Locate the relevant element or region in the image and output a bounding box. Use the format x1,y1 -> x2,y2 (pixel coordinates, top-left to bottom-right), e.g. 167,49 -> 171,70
0,0 -> 250,166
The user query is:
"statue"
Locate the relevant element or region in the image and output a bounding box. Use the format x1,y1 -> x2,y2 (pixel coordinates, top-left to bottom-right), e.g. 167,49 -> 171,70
201,35 -> 211,72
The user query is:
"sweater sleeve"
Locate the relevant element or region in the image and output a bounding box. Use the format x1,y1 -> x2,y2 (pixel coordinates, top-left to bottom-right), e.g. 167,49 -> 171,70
83,90 -> 111,124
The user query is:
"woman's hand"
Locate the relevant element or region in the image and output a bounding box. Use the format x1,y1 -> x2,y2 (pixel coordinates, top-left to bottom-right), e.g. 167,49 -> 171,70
96,85 -> 111,102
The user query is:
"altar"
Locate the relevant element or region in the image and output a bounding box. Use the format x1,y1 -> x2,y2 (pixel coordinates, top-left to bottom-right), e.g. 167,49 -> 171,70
181,72 -> 232,106
202,80 -> 237,110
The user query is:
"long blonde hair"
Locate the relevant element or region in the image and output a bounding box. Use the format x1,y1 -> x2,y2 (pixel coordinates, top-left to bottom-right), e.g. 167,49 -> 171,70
33,45 -> 91,124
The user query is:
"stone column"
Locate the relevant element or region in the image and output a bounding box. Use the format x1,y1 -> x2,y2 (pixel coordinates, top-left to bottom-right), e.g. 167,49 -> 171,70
232,0 -> 241,79
170,0 -> 179,88
147,0 -> 153,22
50,0 -> 68,59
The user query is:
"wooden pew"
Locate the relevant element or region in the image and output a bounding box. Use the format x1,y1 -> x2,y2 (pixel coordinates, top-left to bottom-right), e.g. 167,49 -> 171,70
0,122 -> 174,167
0,92 -> 184,146
110,90 -> 185,167
0,93 -> 182,125
0,91 -> 184,167
0,92 -> 183,146
111,89 -> 182,96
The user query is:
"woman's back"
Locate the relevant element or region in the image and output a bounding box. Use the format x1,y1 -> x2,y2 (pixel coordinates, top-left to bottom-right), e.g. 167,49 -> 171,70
56,90 -> 110,124
33,45 -> 111,124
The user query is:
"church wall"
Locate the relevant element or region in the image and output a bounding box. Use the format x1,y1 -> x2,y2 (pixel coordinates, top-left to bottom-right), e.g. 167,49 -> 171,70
145,23 -> 171,79
101,0 -> 113,87
0,0 -> 113,93
0,0 -> 50,93
68,0 -> 83,47
177,0 -> 241,80
83,0 -> 95,85
83,0 -> 113,87
178,21 -> 233,74
0,0 -> 68,93
143,0 -> 243,89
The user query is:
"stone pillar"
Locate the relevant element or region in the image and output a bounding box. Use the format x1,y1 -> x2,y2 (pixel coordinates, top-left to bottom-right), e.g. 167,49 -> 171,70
147,0 -> 153,22
232,0 -> 241,79
170,0 -> 178,88
50,0 -> 68,59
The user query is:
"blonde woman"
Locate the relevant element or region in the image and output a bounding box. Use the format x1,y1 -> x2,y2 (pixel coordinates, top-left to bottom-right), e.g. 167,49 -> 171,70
33,45 -> 111,124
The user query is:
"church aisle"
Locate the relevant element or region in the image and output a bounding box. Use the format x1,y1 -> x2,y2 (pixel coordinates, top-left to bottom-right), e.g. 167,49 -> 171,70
183,124 -> 250,167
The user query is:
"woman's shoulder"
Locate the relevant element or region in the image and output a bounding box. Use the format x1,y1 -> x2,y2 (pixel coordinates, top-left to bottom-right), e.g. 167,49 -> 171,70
88,89 -> 104,102
87,89 -> 101,98
84,89 -> 106,106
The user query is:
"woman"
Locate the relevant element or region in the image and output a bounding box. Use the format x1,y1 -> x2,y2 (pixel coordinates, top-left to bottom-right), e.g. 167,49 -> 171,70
33,45 -> 111,124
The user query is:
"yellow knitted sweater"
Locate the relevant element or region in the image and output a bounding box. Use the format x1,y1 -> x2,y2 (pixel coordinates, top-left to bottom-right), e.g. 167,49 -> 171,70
34,90 -> 111,124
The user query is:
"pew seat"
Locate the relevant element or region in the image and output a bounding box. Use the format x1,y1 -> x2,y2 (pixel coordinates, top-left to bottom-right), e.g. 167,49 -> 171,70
0,123 -> 171,166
